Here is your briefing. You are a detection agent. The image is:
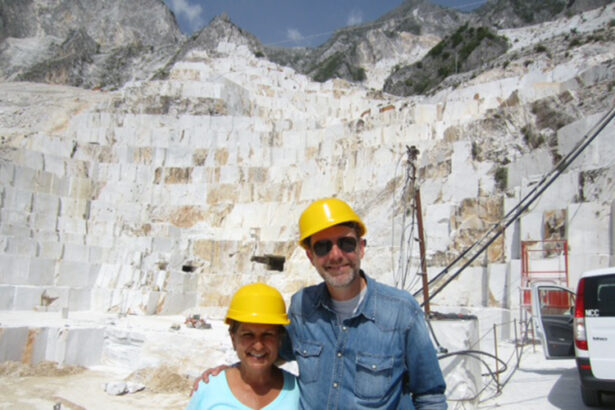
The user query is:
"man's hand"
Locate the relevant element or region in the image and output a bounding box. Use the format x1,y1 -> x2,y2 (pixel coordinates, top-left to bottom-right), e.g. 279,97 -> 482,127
190,364 -> 230,396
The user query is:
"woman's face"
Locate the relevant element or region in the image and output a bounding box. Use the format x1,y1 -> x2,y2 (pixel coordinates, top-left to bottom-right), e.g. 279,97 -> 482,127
231,322 -> 281,371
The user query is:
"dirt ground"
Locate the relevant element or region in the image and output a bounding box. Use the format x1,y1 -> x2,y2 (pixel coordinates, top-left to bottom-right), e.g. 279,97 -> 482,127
0,361 -> 193,409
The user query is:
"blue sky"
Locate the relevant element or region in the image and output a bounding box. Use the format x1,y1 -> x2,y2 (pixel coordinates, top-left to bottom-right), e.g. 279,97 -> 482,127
162,0 -> 488,47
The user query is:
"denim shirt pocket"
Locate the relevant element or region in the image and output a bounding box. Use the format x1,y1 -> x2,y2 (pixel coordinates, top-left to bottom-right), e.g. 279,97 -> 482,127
294,341 -> 323,384
354,352 -> 394,399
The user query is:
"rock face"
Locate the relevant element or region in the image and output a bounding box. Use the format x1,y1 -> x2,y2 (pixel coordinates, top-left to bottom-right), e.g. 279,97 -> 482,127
2,0 -> 612,90
271,0 -> 470,88
473,0 -> 612,28
0,3 -> 614,316
0,0 -> 183,88
383,25 -> 510,96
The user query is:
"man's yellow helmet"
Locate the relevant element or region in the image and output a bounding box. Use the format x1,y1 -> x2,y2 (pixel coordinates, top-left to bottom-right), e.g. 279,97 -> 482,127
298,198 -> 366,249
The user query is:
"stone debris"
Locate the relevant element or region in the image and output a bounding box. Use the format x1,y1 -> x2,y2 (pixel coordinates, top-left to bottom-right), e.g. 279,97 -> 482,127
184,314 -> 211,329
104,381 -> 146,396
126,365 -> 193,394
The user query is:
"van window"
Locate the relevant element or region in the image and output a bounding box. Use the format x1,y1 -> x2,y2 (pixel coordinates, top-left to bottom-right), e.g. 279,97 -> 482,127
583,274 -> 615,317
537,287 -> 574,316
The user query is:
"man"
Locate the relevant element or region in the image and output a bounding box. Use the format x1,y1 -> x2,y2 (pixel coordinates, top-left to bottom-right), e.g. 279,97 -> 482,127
198,198 -> 447,409
281,198 -> 446,409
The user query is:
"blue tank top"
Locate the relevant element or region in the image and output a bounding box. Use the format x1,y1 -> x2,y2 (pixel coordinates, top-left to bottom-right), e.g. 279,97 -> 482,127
186,368 -> 299,409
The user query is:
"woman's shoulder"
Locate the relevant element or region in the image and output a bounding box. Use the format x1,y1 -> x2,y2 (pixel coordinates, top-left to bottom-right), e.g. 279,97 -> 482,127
193,371 -> 229,396
275,368 -> 300,408
186,370 -> 232,409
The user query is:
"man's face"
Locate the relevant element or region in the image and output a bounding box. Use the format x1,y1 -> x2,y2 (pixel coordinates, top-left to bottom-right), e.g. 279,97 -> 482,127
306,224 -> 365,289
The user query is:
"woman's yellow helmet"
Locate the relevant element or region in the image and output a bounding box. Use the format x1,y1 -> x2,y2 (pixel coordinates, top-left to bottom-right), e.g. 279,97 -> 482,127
225,283 -> 290,325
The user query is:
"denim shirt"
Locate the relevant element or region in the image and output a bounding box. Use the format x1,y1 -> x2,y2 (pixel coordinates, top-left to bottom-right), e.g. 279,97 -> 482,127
281,272 -> 447,409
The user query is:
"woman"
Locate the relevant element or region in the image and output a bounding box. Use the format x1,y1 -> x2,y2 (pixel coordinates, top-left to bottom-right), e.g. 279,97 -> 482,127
187,283 -> 299,409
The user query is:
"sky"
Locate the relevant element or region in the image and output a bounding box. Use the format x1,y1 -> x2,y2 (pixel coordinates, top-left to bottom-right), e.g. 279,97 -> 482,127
162,0 -> 488,48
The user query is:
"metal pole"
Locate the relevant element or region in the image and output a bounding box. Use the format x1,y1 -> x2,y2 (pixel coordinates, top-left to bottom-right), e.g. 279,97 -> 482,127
564,241 -> 569,287
416,189 -> 430,315
513,318 -> 520,368
493,323 -> 500,392
530,316 -> 536,353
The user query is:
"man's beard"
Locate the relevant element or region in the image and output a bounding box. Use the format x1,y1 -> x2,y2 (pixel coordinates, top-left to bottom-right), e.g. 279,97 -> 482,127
319,266 -> 358,288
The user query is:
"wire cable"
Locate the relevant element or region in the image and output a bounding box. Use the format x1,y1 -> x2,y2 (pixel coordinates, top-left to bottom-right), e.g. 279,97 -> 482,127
415,105 -> 615,305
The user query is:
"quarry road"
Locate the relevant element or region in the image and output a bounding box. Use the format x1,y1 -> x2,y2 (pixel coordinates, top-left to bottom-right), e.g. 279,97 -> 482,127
3,347 -> 615,409
478,346 -> 615,409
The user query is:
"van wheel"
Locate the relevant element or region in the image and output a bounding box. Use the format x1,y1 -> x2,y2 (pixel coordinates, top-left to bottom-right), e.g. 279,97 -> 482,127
580,385 -> 601,407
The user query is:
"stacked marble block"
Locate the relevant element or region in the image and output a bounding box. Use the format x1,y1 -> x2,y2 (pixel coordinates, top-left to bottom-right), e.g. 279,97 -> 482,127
0,325 -> 105,367
0,104 -> 201,314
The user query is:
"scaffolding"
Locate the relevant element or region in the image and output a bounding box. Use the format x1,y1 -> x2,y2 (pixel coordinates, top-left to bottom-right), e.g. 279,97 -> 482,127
519,239 -> 570,320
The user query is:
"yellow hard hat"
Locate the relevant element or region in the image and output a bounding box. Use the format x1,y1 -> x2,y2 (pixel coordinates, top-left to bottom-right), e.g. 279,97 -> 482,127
225,283 -> 290,325
298,198 -> 366,249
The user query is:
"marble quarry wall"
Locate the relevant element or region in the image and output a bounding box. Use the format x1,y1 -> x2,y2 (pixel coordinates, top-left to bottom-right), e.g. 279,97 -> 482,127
1,41 -> 614,319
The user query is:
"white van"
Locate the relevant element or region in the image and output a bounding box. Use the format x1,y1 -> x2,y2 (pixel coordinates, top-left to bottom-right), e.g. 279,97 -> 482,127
531,267 -> 615,407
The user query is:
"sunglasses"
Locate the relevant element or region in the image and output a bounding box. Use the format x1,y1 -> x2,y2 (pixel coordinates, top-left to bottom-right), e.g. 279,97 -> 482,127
312,237 -> 359,257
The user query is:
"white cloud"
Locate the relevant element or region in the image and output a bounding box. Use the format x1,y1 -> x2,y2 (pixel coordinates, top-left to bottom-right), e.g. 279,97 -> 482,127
168,0 -> 204,31
286,28 -> 304,43
346,9 -> 363,26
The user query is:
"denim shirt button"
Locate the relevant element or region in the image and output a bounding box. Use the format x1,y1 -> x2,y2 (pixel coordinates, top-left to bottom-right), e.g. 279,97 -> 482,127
372,364 -> 377,369
333,382 -> 339,388
342,326 -> 347,331
337,352 -> 342,357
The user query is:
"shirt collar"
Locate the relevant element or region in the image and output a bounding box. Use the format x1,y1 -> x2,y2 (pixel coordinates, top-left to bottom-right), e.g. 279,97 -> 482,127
313,271 -> 376,322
